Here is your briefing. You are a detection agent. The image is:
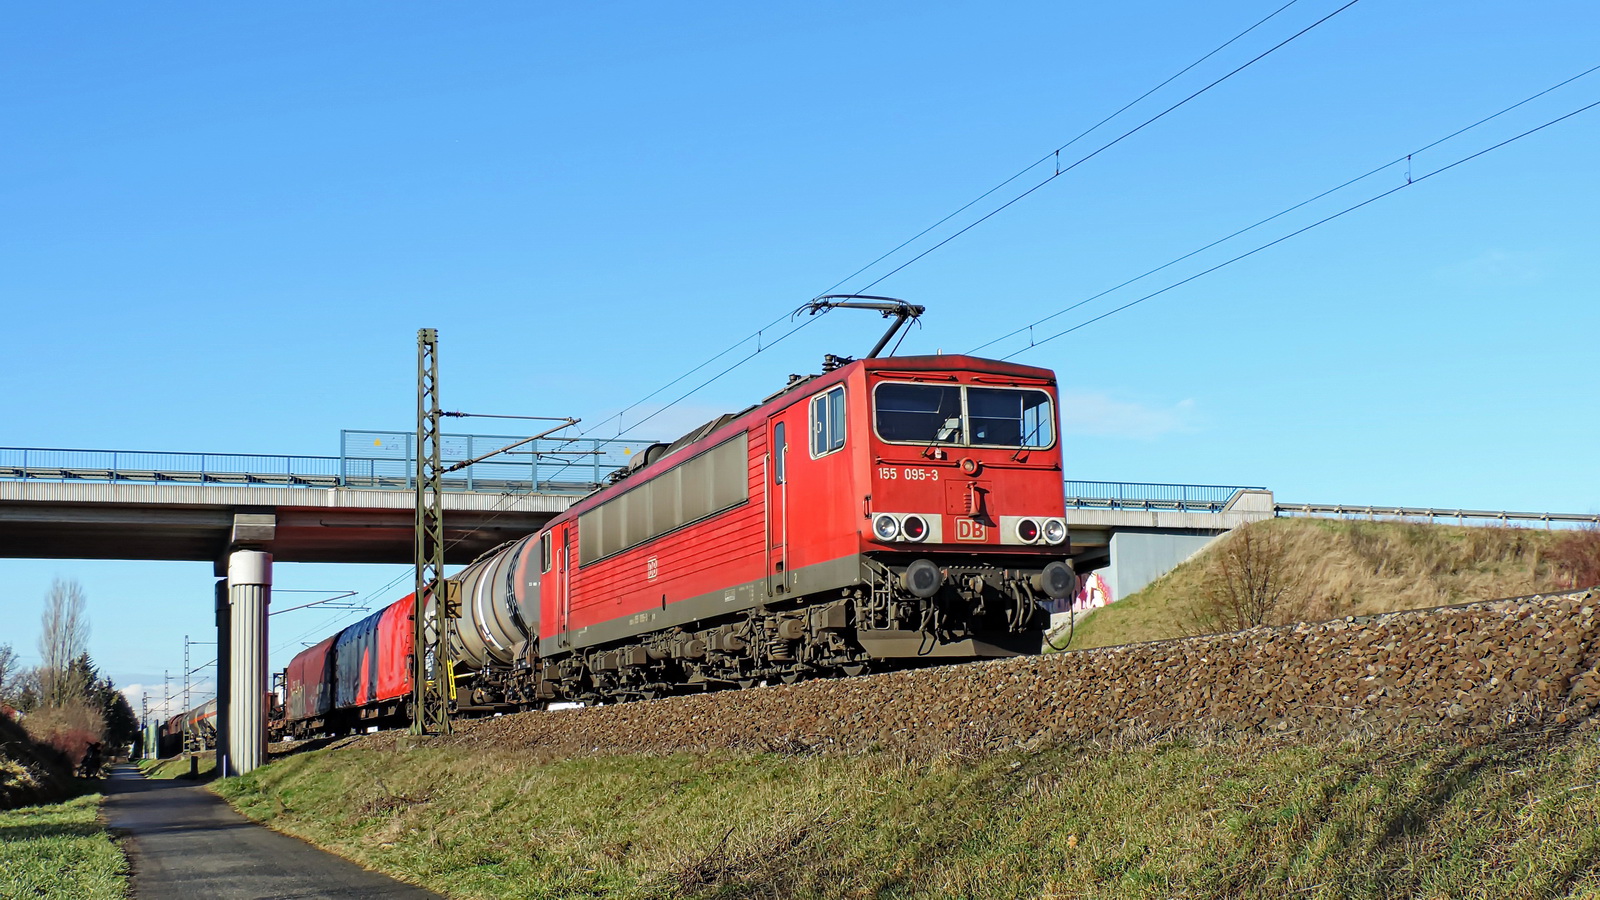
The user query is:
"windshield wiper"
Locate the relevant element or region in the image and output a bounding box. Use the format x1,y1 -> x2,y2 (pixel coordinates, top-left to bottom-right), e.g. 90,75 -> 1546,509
922,416 -> 962,459
1011,419 -> 1045,461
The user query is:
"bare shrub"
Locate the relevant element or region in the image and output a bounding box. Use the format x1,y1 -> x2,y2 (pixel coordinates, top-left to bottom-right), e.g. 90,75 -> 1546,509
1549,524 -> 1600,589
1191,523 -> 1306,634
22,698 -> 105,770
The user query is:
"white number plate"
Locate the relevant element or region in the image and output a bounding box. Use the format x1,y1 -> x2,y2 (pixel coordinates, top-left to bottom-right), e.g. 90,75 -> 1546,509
879,467 -> 939,481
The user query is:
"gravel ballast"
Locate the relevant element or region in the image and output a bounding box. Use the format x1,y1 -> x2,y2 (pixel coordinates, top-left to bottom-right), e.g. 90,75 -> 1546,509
362,590 -> 1599,759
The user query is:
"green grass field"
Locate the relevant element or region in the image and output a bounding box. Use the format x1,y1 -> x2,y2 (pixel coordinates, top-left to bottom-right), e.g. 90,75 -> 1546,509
213,723 -> 1600,900
0,794 -> 128,900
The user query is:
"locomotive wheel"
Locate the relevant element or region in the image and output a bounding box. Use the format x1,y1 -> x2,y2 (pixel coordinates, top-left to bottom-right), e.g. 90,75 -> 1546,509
840,664 -> 867,677
736,678 -> 757,689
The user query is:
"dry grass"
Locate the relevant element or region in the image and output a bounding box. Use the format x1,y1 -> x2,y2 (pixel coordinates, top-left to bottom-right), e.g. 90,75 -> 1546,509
1072,518 -> 1574,650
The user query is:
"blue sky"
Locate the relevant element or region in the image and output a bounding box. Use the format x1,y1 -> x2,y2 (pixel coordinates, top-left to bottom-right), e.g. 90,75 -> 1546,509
3,1 -> 1597,712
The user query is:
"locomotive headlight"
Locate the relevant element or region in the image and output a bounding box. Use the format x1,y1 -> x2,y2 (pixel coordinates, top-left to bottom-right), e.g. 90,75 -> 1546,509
1015,518 -> 1041,543
901,514 -> 929,542
1042,518 -> 1067,545
872,513 -> 900,542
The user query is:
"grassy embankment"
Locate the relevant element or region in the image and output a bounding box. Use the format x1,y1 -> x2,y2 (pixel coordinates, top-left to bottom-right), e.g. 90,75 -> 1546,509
215,723 -> 1600,900
139,750 -> 216,780
0,794 -> 127,900
1071,517 -> 1579,650
0,714 -> 127,898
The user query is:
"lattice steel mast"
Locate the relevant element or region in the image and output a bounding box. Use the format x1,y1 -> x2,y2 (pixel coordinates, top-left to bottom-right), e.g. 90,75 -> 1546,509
409,329 -> 580,735
412,328 -> 457,735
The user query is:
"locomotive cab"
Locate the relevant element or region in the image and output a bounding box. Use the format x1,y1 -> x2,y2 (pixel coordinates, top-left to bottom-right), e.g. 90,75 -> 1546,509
771,355 -> 1074,660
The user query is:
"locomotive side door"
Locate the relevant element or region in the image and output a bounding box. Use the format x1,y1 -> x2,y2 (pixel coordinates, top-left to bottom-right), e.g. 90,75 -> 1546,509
767,418 -> 788,596
557,526 -> 571,638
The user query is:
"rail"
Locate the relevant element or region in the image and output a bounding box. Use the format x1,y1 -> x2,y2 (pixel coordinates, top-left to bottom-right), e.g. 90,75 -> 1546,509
0,431 -> 652,496
1063,480 -> 1265,513
1274,502 -> 1600,528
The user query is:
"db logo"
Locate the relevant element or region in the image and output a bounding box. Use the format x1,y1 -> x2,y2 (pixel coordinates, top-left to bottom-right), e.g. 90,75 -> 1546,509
955,519 -> 987,542
646,557 -> 659,581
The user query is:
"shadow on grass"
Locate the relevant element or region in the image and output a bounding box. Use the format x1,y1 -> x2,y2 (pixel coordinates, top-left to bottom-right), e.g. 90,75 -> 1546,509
0,820 -> 108,843
1330,721 -> 1590,896
269,736 -> 358,760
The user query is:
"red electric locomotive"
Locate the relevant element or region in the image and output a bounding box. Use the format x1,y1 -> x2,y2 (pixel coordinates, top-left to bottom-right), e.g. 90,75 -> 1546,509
519,350 -> 1075,703
283,322 -> 1077,728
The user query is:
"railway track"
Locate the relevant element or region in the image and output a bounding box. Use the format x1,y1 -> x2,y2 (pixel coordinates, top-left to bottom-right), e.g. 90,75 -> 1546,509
337,588 -> 1599,761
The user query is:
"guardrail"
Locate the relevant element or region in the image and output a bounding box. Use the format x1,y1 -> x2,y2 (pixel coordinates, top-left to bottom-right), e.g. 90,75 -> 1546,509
0,432 -> 653,495
1063,481 -> 1264,513
1274,502 -> 1600,528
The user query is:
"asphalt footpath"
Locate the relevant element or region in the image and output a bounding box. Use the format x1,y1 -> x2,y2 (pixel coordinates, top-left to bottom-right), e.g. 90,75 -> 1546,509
102,764 -> 441,899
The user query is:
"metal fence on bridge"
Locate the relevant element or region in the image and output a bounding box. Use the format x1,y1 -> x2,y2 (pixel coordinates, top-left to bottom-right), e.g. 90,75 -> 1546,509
0,430 -> 651,495
1063,480 -> 1263,512
338,430 -> 642,493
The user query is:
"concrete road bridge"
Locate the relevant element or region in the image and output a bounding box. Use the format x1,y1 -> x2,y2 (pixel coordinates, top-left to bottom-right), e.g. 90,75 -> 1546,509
0,431 -> 635,565
8,433 -> 1593,775
5,434 -> 1591,592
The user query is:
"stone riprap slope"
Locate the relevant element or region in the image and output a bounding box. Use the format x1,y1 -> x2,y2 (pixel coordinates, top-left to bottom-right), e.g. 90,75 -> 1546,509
382,590 -> 1598,759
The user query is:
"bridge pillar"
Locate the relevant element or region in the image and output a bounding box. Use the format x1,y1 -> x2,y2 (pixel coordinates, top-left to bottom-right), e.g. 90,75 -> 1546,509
226,550 -> 271,775
213,578 -> 231,776
1105,530 -> 1224,601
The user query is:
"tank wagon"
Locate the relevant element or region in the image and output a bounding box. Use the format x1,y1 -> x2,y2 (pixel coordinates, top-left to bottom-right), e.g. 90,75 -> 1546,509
158,699 -> 217,756
282,354 -> 1078,734
157,693 -> 278,756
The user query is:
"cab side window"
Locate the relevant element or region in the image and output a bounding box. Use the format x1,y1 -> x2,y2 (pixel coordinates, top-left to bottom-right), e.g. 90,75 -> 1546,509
810,386 -> 846,458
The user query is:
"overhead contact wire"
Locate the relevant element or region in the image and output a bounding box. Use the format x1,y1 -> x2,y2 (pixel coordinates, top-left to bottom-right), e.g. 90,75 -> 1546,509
814,0 -> 1306,300
379,308 -> 835,597
570,0 -> 1355,446
287,1 -> 1368,629
848,0 -> 1365,296
1000,96 -> 1600,358
577,309 -> 797,440
971,61 -> 1600,354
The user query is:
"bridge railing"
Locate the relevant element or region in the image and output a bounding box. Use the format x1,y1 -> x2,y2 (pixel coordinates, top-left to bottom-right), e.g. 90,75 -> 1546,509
1064,480 -> 1265,513
0,432 -> 655,495
0,447 -> 345,488
337,430 -> 647,493
1274,502 -> 1600,528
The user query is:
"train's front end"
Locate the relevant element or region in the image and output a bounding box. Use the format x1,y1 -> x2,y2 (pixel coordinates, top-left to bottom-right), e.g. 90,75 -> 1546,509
855,355 -> 1074,658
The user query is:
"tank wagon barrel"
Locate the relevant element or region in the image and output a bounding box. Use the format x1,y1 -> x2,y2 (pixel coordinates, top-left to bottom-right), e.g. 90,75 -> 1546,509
280,353 -> 1079,738
158,694 -> 274,757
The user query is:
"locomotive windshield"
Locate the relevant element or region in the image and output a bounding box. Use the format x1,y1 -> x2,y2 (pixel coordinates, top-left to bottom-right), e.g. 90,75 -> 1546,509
873,382 -> 1054,448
